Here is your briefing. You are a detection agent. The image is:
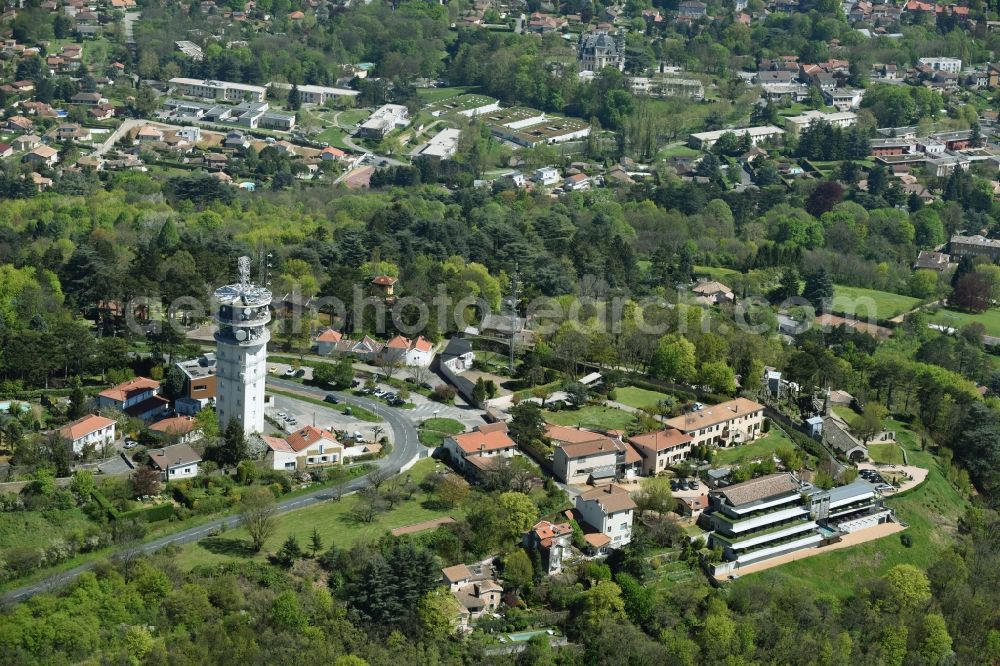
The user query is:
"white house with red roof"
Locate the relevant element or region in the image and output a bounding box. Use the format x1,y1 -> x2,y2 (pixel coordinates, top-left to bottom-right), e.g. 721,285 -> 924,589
383,335 -> 435,367
97,377 -> 169,422
263,425 -> 344,471
319,146 -> 347,161
443,422 -> 517,472
315,328 -> 343,355
59,414 -> 116,454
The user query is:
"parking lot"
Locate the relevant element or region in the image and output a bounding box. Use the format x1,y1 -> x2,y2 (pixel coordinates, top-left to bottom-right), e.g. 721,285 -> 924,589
268,394 -> 390,445
267,362 -> 313,381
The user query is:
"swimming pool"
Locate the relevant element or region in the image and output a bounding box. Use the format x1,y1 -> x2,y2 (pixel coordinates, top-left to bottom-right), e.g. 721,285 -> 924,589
0,400 -> 29,413
506,629 -> 553,642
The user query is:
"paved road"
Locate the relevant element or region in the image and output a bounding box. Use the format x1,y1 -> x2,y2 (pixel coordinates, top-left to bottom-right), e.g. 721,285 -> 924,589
0,379 -> 421,606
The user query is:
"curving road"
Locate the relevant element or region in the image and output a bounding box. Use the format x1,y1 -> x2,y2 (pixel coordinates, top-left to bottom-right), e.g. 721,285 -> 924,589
0,380 -> 421,606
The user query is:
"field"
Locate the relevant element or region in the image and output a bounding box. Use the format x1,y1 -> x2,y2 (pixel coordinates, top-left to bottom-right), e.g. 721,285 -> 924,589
868,442 -> 905,465
417,417 -> 466,447
659,144 -> 702,158
711,429 -> 796,466
417,85 -> 478,103
927,307 -> 1000,337
694,265 -> 741,281
338,109 -> 371,127
0,507 -> 93,554
313,126 -> 352,150
543,405 -> 636,431
176,458 -> 460,569
614,386 -> 672,411
830,285 -> 922,320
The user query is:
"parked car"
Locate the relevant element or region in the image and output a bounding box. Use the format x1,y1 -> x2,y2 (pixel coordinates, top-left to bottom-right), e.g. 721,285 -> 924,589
123,440 -> 138,450
690,480 -> 700,490
293,368 -> 306,378
324,394 -> 340,404
284,368 -> 296,376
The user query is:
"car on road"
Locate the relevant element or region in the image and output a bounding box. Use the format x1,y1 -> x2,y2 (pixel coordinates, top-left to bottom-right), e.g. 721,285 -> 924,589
324,394 -> 340,404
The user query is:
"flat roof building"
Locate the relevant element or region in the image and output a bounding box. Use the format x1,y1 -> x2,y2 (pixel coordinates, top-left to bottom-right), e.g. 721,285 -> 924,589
169,77 -> 267,103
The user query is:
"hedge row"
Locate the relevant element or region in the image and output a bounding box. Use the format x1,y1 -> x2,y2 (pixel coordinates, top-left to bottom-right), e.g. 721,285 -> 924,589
89,488 -> 119,520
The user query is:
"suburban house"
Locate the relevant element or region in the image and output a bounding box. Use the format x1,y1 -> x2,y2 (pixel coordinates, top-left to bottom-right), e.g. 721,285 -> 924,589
263,426 -> 344,471
548,424 -> 641,485
148,443 -> 202,481
913,250 -> 953,271
691,280 -> 734,305
371,274 -> 397,298
59,414 -> 116,455
525,520 -> 574,575
574,484 -> 636,552
315,328 -> 343,356
174,353 -> 217,415
23,145 -> 59,167
679,494 -> 709,518
149,416 -> 202,444
705,473 -> 891,576
97,377 -> 169,422
441,562 -> 503,630
628,428 -> 694,475
663,398 -> 765,449
822,414 -> 868,461
12,134 -> 40,151
319,146 -> 347,161
382,335 -> 434,367
443,422 -> 517,473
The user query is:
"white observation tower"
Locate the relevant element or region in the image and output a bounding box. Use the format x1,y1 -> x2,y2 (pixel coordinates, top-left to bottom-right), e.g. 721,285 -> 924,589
214,256 -> 271,436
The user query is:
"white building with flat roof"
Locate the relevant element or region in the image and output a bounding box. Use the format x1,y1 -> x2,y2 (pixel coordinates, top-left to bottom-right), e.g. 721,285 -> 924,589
689,125 -> 785,149
170,78 -> 267,103
267,82 -> 359,105
417,128 -> 461,159
784,110 -> 858,137
359,104 -> 410,139
918,57 -> 962,73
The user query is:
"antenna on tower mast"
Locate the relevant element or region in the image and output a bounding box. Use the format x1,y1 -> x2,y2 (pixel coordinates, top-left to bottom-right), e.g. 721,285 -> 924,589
509,263 -> 519,374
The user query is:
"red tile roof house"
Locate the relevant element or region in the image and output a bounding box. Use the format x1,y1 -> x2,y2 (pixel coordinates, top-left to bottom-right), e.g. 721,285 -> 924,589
524,520 -> 574,574
381,334 -> 435,367
263,425 -> 344,472
0,143 -> 12,158
443,422 -> 517,474
59,414 -> 116,455
97,376 -> 170,422
627,428 -> 694,476
149,415 -> 201,444
314,328 -> 343,355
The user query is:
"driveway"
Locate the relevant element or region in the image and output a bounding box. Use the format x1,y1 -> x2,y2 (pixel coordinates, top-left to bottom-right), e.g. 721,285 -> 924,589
0,378 -> 422,605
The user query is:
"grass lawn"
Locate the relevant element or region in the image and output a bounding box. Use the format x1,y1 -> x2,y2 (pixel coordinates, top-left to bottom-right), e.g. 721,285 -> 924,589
543,405 -> 636,431
417,86 -> 477,103
868,442 -> 905,465
177,458 -> 460,570
694,265 -> 741,281
417,417 -> 466,447
338,109 -> 370,127
712,429 -> 796,466
658,144 -> 701,158
314,126 -> 352,151
615,386 -> 671,411
927,307 -> 1000,337
831,285 -> 922,320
